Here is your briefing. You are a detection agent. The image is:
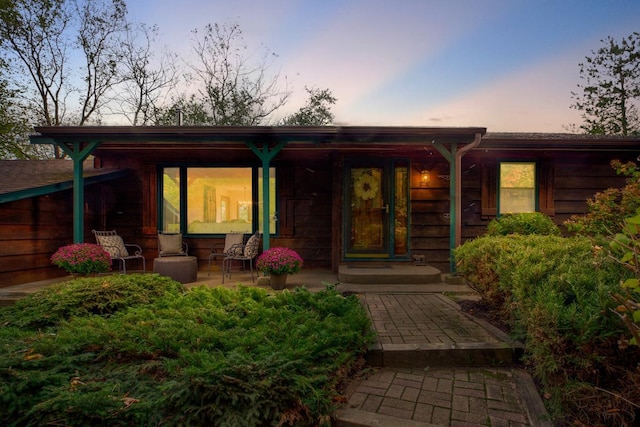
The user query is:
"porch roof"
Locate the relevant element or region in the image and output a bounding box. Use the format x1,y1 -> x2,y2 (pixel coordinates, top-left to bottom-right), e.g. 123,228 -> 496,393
482,132 -> 640,150
31,125 -> 487,146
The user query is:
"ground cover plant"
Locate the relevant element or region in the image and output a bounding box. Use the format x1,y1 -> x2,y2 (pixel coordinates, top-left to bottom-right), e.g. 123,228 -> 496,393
0,275 -> 374,426
455,225 -> 640,425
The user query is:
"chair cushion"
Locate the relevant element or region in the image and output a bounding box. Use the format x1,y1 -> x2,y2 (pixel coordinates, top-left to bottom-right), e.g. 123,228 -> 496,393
223,233 -> 244,253
96,235 -> 129,258
159,233 -> 184,255
244,234 -> 260,258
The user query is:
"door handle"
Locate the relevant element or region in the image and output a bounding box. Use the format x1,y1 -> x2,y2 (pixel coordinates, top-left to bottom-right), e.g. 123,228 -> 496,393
381,204 -> 389,213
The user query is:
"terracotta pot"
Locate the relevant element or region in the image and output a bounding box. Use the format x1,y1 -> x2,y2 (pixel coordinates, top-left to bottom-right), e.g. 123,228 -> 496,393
269,273 -> 288,290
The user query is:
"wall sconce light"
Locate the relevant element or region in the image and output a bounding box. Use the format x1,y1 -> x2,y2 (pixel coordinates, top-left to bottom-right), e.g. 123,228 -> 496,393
420,169 -> 429,187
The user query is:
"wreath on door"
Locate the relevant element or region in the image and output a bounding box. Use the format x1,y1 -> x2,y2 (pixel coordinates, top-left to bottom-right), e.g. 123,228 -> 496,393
354,173 -> 379,201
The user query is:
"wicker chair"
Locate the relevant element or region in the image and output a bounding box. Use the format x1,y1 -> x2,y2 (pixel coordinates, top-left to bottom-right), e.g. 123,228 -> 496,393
222,232 -> 261,283
208,232 -> 244,276
92,230 -> 146,274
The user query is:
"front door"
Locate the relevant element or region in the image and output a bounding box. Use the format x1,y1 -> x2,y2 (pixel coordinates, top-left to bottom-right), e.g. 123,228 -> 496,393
344,160 -> 408,259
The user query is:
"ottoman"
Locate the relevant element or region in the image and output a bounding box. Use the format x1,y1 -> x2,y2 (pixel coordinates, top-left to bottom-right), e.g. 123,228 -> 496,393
153,256 -> 198,284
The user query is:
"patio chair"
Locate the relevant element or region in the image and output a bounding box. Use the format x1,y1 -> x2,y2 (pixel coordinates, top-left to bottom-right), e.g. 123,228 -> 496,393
222,232 -> 261,283
92,229 -> 146,274
208,232 -> 244,276
157,232 -> 188,257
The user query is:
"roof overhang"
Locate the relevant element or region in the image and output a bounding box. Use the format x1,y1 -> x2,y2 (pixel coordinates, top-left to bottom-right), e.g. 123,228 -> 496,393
481,132 -> 640,151
31,125 -> 487,148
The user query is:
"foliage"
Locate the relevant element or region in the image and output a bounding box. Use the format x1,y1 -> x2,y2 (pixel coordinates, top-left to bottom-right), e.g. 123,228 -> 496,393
50,243 -> 112,275
0,274 -> 184,329
256,247 -> 304,275
0,0 -> 128,132
609,210 -> 640,347
571,32 -> 640,135
455,235 -> 639,424
486,212 -> 560,237
281,87 -> 337,125
0,278 -> 373,426
0,57 -> 47,159
566,160 -> 640,236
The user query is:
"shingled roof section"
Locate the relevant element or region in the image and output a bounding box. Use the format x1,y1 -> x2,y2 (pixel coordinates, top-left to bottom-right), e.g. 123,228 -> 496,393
0,160 -> 126,202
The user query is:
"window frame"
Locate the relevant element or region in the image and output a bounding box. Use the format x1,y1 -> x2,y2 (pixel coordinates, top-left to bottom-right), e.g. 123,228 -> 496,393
497,160 -> 538,215
157,163 -> 277,237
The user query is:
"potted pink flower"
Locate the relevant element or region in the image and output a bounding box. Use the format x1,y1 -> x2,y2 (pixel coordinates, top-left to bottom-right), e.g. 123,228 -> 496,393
256,247 -> 303,289
51,243 -> 111,276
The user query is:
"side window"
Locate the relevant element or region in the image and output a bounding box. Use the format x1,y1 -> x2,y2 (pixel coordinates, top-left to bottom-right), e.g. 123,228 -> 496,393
481,159 -> 554,218
498,162 -> 536,214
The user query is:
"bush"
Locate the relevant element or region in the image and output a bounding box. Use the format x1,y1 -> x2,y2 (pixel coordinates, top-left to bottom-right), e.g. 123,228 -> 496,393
566,160 -> 640,236
0,274 -> 184,330
0,281 -> 374,426
486,212 -> 560,236
455,234 -> 639,423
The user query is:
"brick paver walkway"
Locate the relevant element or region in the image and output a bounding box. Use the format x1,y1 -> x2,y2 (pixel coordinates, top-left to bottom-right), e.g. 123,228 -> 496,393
363,293 -> 502,346
345,367 -> 535,426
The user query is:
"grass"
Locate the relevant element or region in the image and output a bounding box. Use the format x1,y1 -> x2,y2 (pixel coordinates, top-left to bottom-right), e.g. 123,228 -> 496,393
0,275 -> 375,426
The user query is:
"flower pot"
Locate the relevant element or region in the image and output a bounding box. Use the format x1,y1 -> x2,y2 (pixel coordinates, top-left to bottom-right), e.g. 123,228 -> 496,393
269,273 -> 288,290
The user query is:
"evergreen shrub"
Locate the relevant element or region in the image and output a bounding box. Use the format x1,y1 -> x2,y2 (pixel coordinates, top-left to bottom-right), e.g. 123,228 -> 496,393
486,212 -> 561,236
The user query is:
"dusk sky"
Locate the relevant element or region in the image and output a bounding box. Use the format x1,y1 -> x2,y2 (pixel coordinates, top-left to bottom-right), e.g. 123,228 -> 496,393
127,0 -> 640,132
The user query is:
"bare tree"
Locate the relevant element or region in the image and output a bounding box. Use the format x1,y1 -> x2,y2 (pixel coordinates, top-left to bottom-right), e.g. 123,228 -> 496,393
75,0 -> 128,125
187,22 -> 291,125
109,23 -> 180,125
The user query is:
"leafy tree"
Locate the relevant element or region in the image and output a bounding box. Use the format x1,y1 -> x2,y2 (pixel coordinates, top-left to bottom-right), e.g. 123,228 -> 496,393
281,87 -> 336,125
0,57 -> 48,158
571,32 -> 640,135
0,0 -> 130,157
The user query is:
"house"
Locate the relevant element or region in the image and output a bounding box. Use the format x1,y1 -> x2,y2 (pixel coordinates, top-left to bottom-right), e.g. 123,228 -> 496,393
2,126 -> 637,289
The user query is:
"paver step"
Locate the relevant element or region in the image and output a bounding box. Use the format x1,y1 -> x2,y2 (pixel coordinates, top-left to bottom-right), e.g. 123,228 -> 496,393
367,341 -> 521,368
338,265 -> 442,284
335,367 -> 553,427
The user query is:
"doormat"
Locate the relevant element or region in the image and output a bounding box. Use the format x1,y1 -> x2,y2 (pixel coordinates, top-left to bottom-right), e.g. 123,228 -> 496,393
347,265 -> 392,269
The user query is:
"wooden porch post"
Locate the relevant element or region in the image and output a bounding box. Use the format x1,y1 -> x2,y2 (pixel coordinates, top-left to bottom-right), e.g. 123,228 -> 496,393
57,141 -> 101,243
433,134 -> 482,273
247,140 -> 287,252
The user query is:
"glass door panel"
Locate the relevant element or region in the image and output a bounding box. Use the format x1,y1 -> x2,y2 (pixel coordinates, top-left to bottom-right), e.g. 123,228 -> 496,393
346,166 -> 388,257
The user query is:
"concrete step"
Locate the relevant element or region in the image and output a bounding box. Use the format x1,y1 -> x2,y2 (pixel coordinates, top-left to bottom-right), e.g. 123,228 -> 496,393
338,265 -> 442,284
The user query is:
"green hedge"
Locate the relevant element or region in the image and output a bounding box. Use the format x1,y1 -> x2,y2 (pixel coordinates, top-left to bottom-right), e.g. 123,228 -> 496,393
455,235 -> 637,421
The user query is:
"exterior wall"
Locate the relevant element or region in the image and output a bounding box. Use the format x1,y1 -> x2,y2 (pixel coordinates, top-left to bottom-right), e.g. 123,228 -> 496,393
0,180 -> 129,288
458,149 -> 636,244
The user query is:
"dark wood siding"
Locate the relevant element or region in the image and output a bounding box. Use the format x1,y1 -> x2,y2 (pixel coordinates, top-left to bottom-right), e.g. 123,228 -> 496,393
0,178 -> 134,288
